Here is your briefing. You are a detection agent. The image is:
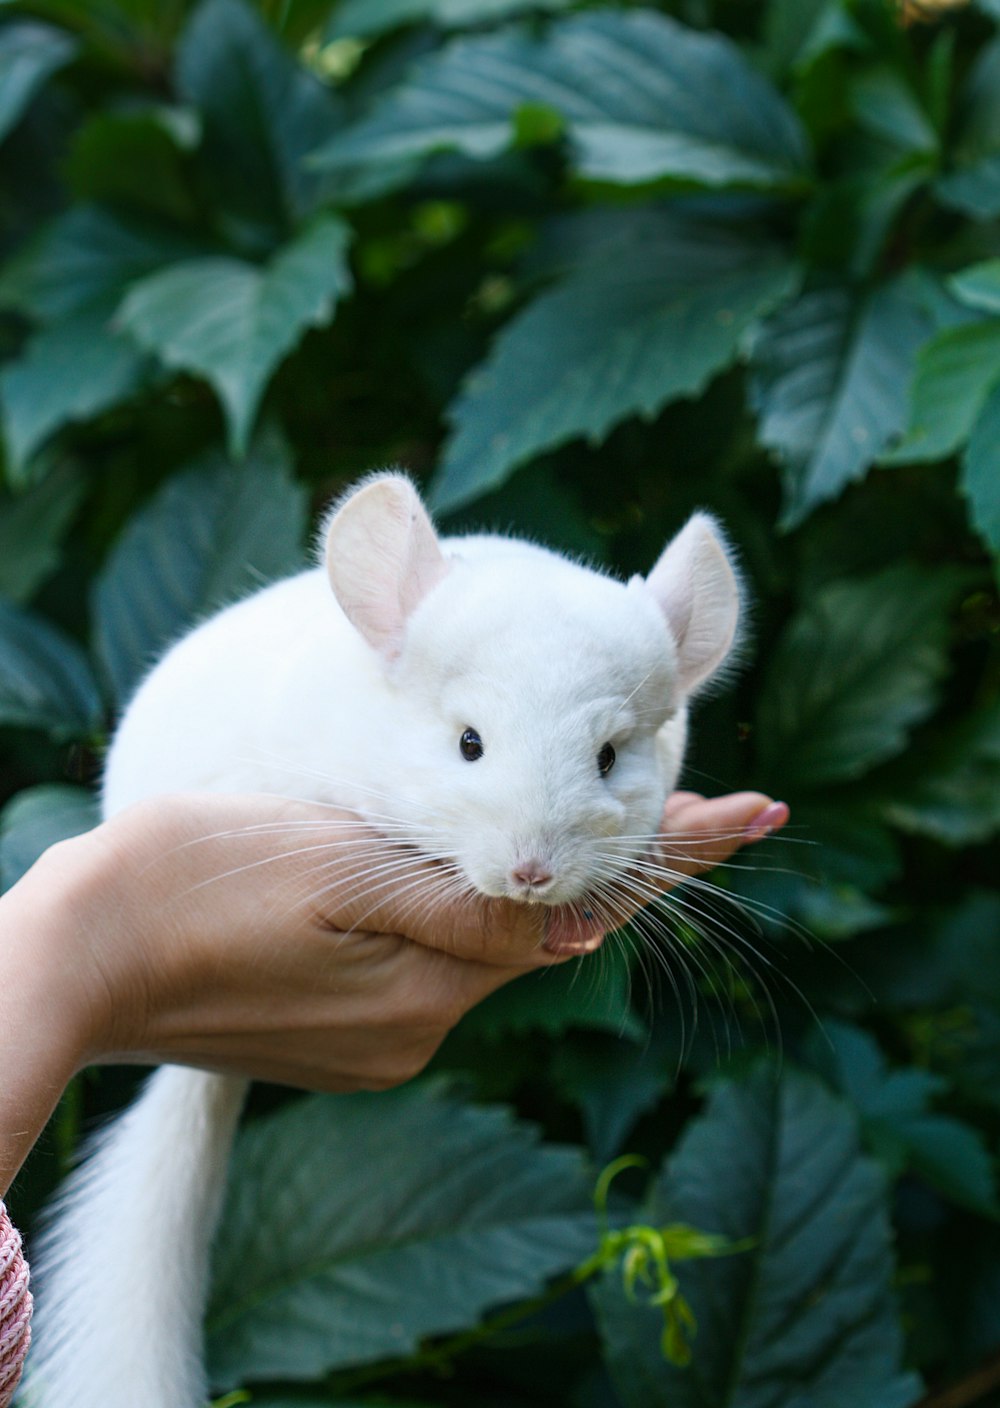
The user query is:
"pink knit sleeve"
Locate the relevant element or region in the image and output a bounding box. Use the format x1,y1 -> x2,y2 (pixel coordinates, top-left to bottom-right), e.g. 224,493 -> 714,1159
0,1201 -> 31,1408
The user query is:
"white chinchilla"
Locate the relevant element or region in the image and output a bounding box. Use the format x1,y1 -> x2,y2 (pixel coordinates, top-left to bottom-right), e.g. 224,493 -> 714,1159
29,473 -> 740,1408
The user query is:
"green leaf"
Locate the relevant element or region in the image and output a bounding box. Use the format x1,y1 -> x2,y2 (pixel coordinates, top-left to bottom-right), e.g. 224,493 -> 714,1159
177,0 -> 342,240
814,1021 -> 999,1218
962,381 -> 1000,555
937,37 -> 1000,221
92,427 -> 308,704
0,299 -> 149,478
313,12 -> 809,192
759,0 -> 836,77
432,220 -> 798,511
66,105 -> 201,225
205,1082 -> 597,1387
115,215 -> 352,454
950,259 -> 1000,314
884,318 -> 1000,464
551,1030 -> 674,1165
850,67 -> 938,156
460,944 -> 644,1041
0,461 -> 85,603
881,700 -> 1000,845
0,599 -> 103,738
0,784 -> 99,892
757,565 -> 958,790
750,278 -> 934,528
592,1065 -> 921,1408
329,0 -> 573,40
0,20 -> 77,145
0,204 -> 204,323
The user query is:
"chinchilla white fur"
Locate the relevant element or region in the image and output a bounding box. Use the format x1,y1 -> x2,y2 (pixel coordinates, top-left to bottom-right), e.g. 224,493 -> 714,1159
28,473 -> 740,1408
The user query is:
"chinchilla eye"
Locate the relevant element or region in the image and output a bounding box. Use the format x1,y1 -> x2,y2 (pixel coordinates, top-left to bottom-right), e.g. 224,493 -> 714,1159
597,742 -> 616,777
460,728 -> 484,761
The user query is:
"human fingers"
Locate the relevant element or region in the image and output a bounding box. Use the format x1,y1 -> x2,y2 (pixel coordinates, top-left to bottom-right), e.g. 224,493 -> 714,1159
656,790 -> 789,880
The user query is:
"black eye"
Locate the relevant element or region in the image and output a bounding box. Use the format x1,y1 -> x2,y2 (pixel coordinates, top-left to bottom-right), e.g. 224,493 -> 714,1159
597,742 -> 616,777
460,728 -> 484,761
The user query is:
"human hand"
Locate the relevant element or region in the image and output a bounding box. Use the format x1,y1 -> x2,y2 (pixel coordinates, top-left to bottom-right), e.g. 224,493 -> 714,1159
27,789 -> 789,1082
0,788 -> 786,1192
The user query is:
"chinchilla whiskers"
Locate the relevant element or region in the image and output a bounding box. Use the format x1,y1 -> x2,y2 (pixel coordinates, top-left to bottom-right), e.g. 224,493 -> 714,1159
604,884 -> 768,1061
238,747 -> 452,825
591,835 -> 815,945
622,854 -> 816,947
296,851 -> 473,938
283,841 -> 461,914
173,828 -> 431,898
606,827 -> 812,854
589,883 -> 701,1056
588,861 -> 789,1053
254,842 -> 448,925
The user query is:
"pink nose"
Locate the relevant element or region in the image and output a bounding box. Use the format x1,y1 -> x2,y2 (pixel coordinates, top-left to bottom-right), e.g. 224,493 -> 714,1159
511,860 -> 553,889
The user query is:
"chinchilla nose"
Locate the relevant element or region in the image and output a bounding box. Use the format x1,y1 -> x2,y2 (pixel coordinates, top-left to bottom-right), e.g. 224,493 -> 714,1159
511,859 -> 553,889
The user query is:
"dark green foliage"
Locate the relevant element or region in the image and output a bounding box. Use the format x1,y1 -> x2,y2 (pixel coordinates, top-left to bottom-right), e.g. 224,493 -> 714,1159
592,1066 -> 922,1408
1,0 -> 998,1405
207,1084 -> 597,1386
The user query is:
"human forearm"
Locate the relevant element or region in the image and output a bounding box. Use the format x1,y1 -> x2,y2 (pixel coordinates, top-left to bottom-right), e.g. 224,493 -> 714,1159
0,857 -> 95,1196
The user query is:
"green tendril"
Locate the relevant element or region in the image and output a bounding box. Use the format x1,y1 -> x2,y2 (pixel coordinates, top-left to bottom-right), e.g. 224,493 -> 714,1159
590,1156 -> 753,1367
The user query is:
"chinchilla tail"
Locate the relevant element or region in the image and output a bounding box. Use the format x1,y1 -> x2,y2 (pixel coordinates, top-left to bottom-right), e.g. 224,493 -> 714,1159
26,1066 -> 247,1408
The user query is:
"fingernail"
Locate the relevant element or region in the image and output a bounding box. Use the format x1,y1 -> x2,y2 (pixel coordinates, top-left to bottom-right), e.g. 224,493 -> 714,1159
743,801 -> 789,841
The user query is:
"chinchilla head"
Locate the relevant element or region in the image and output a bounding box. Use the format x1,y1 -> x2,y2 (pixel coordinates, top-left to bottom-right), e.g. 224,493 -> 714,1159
323,472 -> 740,919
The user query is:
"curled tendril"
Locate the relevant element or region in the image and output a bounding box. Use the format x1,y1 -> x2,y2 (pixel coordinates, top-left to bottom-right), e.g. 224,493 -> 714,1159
588,1155 -> 753,1367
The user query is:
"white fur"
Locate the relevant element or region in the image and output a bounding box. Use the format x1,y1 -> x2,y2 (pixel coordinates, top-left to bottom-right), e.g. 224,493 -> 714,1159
29,475 -> 740,1408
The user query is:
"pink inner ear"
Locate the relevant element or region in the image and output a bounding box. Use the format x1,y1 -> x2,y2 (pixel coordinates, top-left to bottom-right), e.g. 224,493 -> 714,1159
325,475 -> 449,662
394,506 -> 449,640
642,513 -> 740,694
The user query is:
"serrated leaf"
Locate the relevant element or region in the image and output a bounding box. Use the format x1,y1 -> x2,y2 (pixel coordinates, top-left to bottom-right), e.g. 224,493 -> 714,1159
115,215 -> 352,454
177,0 -> 342,239
962,381 -> 1000,555
431,220 -> 797,511
205,1082 -> 597,1387
92,427 -> 308,704
0,461 -> 84,603
313,11 -> 809,192
750,278 -> 933,528
815,1022 -> 999,1218
592,1065 -> 921,1408
0,599 -> 103,738
882,700 -> 1000,845
0,20 -> 78,144
757,565 -> 958,790
0,299 -> 149,478
0,204 -> 204,323
0,784 -> 99,892
885,318 -> 1000,463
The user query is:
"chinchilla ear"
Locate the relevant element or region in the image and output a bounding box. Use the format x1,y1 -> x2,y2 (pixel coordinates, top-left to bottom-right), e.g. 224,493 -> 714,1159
323,472 -> 448,661
642,512 -> 740,694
